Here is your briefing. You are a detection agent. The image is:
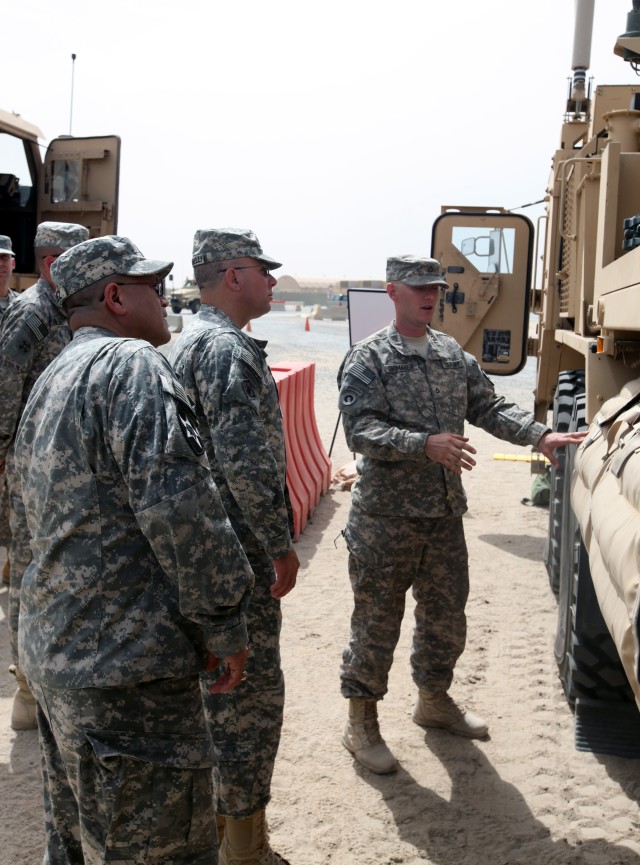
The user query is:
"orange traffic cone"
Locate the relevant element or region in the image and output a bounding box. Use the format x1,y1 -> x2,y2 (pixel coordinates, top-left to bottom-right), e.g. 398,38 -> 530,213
305,317 -> 310,332
246,321 -> 252,332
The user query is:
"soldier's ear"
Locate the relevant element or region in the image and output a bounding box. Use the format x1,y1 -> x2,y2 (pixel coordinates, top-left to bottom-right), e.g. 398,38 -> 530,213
103,282 -> 127,316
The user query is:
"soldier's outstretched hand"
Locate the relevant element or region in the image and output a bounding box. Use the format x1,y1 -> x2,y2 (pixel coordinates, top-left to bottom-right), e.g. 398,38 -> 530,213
537,430 -> 588,468
424,432 -> 477,475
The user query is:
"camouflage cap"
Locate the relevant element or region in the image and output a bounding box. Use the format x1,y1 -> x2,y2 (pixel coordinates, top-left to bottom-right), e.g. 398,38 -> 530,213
34,221 -> 90,251
0,235 -> 14,256
51,235 -> 173,302
192,227 -> 282,269
386,255 -> 448,287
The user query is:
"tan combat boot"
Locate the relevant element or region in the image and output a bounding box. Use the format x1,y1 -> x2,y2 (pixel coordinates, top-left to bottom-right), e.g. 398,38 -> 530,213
342,698 -> 397,774
9,665 -> 38,731
218,809 -> 290,865
413,689 -> 488,738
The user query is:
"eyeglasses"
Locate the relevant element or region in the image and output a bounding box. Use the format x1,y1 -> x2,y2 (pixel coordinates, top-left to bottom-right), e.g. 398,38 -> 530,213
115,280 -> 166,297
217,264 -> 271,278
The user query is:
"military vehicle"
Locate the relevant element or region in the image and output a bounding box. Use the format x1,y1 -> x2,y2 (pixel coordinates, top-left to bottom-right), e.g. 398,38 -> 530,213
168,278 -> 201,315
427,0 -> 640,756
0,108 -> 120,289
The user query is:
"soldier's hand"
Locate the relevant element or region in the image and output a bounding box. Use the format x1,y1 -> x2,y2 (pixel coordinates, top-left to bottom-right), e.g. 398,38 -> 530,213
424,432 -> 477,475
271,548 -> 299,599
207,646 -> 249,693
537,430 -> 588,468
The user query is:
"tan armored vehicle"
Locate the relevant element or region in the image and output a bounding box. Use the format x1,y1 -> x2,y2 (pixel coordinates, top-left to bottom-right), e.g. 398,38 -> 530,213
0,108 -> 120,288
168,278 -> 201,315
428,0 -> 640,757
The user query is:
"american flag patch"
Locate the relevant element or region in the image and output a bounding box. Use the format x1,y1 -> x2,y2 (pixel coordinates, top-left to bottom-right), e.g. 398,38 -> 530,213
348,362 -> 375,387
24,314 -> 48,343
240,347 -> 263,379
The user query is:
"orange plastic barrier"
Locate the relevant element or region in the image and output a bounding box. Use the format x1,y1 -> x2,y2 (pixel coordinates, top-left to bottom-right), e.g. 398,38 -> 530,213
270,361 -> 332,540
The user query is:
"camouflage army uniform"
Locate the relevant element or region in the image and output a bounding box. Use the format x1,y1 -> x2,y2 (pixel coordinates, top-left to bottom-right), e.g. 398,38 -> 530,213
15,325 -> 254,865
337,322 -> 549,700
0,287 -> 18,552
170,305 -> 292,818
0,287 -> 18,321
0,277 -> 72,662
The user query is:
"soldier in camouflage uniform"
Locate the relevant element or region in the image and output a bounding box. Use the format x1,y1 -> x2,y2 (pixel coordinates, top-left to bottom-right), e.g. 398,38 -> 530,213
169,228 -> 298,865
0,221 -> 89,731
0,234 -> 18,320
13,234 -> 255,865
338,254 -> 586,774
0,235 -> 18,581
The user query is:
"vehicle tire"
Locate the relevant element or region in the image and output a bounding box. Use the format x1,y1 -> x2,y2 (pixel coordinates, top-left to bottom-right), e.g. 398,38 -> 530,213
189,299 -> 201,314
171,302 -> 181,315
554,395 -> 635,705
544,369 -> 585,594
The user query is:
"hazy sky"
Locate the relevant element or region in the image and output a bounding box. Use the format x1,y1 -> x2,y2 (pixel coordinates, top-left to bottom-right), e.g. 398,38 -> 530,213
3,1 -> 635,285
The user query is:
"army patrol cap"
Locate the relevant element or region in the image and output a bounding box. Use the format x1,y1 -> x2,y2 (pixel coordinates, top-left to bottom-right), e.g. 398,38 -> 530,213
192,227 -> 282,270
51,235 -> 173,302
386,255 -> 448,287
0,235 -> 15,256
34,221 -> 89,251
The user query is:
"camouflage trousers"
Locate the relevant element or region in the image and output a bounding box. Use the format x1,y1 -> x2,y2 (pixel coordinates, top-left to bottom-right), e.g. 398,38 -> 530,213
341,509 -> 469,700
6,454 -> 32,665
200,554 -> 284,818
30,676 -> 217,865
0,470 -> 10,548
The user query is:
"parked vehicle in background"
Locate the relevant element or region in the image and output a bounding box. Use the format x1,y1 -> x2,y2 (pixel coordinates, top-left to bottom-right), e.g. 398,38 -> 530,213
169,278 -> 201,314
0,108 -> 120,289
327,293 -> 348,320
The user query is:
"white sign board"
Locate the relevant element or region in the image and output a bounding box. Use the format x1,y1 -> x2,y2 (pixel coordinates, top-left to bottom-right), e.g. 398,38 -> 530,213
347,288 -> 394,346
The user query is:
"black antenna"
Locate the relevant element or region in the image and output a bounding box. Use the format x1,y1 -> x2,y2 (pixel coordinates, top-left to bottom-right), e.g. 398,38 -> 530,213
69,53 -> 77,135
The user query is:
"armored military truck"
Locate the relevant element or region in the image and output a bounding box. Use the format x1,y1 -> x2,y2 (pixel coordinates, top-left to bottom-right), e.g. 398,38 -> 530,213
0,108 -> 120,289
427,0 -> 640,756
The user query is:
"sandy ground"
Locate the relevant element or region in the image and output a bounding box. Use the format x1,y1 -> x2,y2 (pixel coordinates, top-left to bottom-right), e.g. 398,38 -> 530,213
1,314 -> 640,865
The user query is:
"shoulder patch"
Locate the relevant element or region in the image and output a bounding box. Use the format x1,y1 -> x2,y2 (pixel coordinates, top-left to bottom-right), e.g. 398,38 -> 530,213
339,386 -> 363,409
24,313 -> 49,343
346,361 -> 375,387
238,346 -> 264,380
159,373 -> 205,458
176,404 -> 205,455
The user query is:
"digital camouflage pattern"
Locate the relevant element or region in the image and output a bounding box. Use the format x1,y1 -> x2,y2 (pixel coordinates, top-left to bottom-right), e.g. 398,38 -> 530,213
337,322 -> 550,698
14,327 -> 254,688
31,675 -> 217,865
342,510 -> 469,699
0,278 -> 73,661
0,234 -> 15,255
169,306 -> 292,560
0,479 -> 9,549
200,554 -> 284,817
170,304 -> 291,816
191,227 -> 282,269
386,254 -> 448,286
33,221 -> 89,250
0,231 -> 14,545
0,289 -> 19,320
338,323 -> 549,519
51,234 -> 173,302
0,278 -> 71,464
